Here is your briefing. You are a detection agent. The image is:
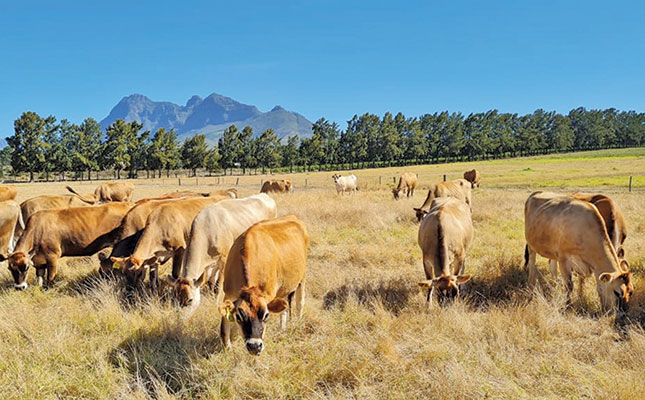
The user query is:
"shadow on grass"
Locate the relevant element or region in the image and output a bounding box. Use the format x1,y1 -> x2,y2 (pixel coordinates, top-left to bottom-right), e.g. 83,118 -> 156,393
110,322 -> 223,398
323,277 -> 415,315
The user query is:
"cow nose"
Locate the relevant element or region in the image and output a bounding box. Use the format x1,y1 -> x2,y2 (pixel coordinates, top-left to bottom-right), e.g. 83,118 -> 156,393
14,282 -> 27,291
245,339 -> 264,355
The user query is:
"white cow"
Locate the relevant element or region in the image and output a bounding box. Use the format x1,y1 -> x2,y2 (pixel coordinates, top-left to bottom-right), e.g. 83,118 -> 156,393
332,174 -> 358,194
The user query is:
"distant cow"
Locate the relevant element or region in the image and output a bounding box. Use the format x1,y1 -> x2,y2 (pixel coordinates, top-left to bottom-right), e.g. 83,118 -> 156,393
219,215 -> 308,355
8,202 -> 134,290
524,191 -> 633,316
161,188 -> 238,199
0,186 -> 17,202
463,169 -> 481,188
260,179 -> 292,193
392,172 -> 418,200
110,195 -> 232,294
332,174 -> 358,194
0,201 -> 22,261
417,198 -> 473,306
170,194 -> 278,313
413,179 -> 472,222
66,182 -> 134,204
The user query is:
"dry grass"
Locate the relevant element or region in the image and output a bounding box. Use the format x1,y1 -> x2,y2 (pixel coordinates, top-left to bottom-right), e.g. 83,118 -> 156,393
0,148 -> 644,399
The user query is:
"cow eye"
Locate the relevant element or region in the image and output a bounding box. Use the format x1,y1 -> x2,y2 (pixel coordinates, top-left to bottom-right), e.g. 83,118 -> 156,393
236,310 -> 246,322
261,311 -> 269,322
614,290 -> 622,298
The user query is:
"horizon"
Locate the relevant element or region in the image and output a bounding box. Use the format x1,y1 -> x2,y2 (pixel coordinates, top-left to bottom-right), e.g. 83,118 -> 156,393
2,1 -> 645,137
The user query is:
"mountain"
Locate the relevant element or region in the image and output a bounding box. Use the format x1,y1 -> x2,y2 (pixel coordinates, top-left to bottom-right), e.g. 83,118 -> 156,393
100,93 -> 313,143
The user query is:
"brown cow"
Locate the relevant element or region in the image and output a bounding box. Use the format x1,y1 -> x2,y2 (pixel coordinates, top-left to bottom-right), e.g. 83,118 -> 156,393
260,179 -> 292,193
417,198 -> 473,306
66,182 -> 134,204
17,195 -> 89,238
0,201 -> 22,261
392,172 -> 418,200
110,194 -> 232,294
413,178 -> 472,222
219,215 -> 308,355
0,186 -> 17,202
160,188 -> 238,199
8,202 -> 134,289
524,191 -> 633,317
463,169 -> 481,188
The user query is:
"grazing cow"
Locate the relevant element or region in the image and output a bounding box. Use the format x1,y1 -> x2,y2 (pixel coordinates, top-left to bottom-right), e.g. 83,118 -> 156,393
161,188 -> 238,199
66,182 -> 134,204
463,169 -> 481,188
0,186 -> 17,202
17,195 -> 89,237
0,201 -> 22,261
219,215 -> 308,355
332,174 -> 358,194
260,179 -> 292,193
524,191 -> 633,316
97,197 -> 187,281
413,179 -> 472,222
8,202 -> 134,290
392,172 -> 418,200
170,193 -> 278,312
110,195 -> 232,294
417,198 -> 473,305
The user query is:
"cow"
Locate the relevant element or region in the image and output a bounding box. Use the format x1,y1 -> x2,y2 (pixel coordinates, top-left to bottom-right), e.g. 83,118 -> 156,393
0,186 -> 17,202
524,191 -> 633,317
169,193 -> 278,313
66,182 -> 134,204
218,215 -> 308,355
161,188 -> 238,199
0,201 -> 22,261
332,174 -> 358,194
17,195 -> 89,238
416,198 -> 473,306
110,194 -> 233,294
7,202 -> 134,290
413,178 -> 472,222
260,179 -> 292,193
392,172 -> 418,200
463,169 -> 481,188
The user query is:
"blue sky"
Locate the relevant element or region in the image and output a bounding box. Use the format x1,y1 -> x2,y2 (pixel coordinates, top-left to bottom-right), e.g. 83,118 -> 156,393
1,1 -> 644,138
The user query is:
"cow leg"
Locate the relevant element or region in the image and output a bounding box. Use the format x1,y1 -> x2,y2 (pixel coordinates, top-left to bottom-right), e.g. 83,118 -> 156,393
549,259 -> 558,278
280,310 -> 288,329
220,317 -> 232,349
35,267 -> 46,288
171,248 -> 184,279
294,280 -> 305,319
557,258 -> 573,307
45,256 -> 59,288
148,266 -> 159,293
577,275 -> 586,301
526,246 -> 539,288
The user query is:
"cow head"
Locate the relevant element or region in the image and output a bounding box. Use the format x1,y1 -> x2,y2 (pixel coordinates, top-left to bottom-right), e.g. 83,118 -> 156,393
392,188 -> 402,200
332,174 -> 340,184
8,252 -> 32,290
218,286 -> 288,356
413,207 -> 428,222
598,261 -> 633,316
98,253 -> 121,278
168,270 -> 210,309
418,274 -> 471,304
111,256 -> 146,293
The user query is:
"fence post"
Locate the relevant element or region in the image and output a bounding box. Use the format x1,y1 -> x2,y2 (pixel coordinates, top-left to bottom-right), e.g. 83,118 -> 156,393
629,176 -> 633,192
178,177 -> 181,186
443,174 -> 446,182
379,176 -> 382,185
393,177 -> 396,183
305,178 -> 308,187
236,177 -> 240,186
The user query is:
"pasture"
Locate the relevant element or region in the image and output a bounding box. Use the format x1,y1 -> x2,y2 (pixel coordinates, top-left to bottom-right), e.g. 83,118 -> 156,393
1,148 -> 644,399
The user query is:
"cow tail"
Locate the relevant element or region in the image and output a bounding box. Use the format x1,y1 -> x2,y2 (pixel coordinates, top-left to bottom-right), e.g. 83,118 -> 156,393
65,185 -> 96,204
524,244 -> 529,268
437,219 -> 448,274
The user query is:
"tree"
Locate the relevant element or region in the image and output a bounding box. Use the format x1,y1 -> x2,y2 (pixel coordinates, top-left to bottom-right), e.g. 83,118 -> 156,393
403,117 -> 426,161
130,129 -> 151,178
281,135 -> 300,172
238,126 -> 256,174
181,134 -> 209,176
205,145 -> 221,175
149,128 -> 181,178
73,118 -> 103,180
378,112 -> 403,165
339,115 -> 367,168
255,129 -> 282,173
547,114 -> 574,152
102,119 -> 142,179
218,125 -> 240,174
7,111 -> 52,181
46,119 -> 75,180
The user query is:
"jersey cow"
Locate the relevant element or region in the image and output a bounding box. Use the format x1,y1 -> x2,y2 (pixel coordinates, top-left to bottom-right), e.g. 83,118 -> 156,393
110,195 -> 232,294
0,186 -> 17,202
66,182 -> 134,204
8,202 -> 134,290
170,193 -> 278,313
392,172 -> 418,200
0,201 -> 22,261
260,179 -> 292,194
524,191 -> 633,317
463,169 -> 481,188
413,178 -> 472,222
332,174 -> 358,194
219,215 -> 308,355
417,198 -> 473,306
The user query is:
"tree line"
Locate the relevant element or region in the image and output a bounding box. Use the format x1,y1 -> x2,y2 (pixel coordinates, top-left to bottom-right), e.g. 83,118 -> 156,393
4,107 -> 644,180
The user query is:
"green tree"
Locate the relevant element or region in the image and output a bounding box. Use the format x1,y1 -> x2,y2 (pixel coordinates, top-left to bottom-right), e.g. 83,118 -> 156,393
218,125 -> 241,174
181,134 -> 209,176
205,145 -> 221,175
238,126 -> 256,174
281,135 -> 300,172
378,112 -> 403,165
72,118 -> 103,180
7,111 -> 52,181
547,114 -> 574,152
149,128 -> 181,178
255,129 -> 282,173
130,129 -> 151,178
102,119 -> 141,179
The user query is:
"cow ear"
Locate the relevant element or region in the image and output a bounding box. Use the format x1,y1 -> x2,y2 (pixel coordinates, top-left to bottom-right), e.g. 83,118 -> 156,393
219,300 -> 235,317
98,253 -> 107,261
616,247 -> 625,259
456,274 -> 471,284
619,259 -> 629,272
598,273 -> 613,283
267,298 -> 289,313
193,270 -> 209,287
417,280 -> 433,288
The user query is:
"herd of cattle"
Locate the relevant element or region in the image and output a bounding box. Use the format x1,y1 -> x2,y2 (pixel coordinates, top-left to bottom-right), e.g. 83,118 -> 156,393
0,167 -> 636,355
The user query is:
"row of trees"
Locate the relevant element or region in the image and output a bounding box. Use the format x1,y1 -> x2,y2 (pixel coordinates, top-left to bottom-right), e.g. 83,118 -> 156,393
4,107 -> 645,180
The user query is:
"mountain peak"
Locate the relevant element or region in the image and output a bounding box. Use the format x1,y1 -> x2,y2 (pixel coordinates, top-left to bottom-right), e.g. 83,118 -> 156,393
271,105 -> 286,112
186,95 -> 203,108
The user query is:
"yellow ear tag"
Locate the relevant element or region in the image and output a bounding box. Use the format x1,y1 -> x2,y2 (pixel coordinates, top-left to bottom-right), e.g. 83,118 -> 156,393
112,261 -> 122,269
226,307 -> 236,322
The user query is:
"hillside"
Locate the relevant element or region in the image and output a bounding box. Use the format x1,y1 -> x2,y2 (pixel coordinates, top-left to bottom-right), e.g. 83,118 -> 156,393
99,93 -> 313,143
